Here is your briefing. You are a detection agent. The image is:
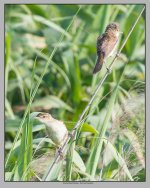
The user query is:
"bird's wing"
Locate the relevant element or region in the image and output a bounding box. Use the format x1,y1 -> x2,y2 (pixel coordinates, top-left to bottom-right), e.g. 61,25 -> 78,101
97,34 -> 105,54
97,34 -> 118,57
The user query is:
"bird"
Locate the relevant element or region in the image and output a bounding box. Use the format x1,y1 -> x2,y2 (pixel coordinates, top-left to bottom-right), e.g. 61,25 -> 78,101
35,112 -> 68,147
93,22 -> 120,74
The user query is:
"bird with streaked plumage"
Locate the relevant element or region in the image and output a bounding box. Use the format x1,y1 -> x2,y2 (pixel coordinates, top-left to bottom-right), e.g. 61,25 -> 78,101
93,22 -> 121,74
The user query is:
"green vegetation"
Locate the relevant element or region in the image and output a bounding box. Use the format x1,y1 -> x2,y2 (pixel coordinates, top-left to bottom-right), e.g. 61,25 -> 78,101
5,4 -> 145,181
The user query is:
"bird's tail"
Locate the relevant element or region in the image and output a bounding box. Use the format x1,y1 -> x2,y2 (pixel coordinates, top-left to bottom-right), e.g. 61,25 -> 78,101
93,53 -> 104,74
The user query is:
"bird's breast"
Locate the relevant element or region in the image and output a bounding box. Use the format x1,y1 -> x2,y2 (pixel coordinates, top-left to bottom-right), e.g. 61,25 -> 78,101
97,33 -> 118,58
45,121 -> 68,146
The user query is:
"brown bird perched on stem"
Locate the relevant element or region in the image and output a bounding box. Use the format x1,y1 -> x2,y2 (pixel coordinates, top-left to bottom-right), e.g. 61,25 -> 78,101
93,22 -> 121,74
35,112 -> 68,147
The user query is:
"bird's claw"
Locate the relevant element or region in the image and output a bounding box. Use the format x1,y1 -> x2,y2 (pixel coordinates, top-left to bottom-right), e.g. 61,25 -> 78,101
58,147 -> 63,155
106,67 -> 110,74
116,53 -> 120,58
56,147 -> 64,161
68,132 -> 74,138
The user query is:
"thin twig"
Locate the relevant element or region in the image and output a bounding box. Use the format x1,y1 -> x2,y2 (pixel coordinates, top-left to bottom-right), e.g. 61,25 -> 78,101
43,6 -> 145,181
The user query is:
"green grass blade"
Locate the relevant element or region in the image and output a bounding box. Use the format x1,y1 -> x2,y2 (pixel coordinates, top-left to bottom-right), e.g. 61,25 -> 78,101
103,139 -> 134,181
86,85 -> 119,177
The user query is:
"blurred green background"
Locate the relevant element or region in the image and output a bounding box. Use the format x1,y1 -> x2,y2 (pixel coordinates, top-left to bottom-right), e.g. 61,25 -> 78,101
5,4 -> 145,181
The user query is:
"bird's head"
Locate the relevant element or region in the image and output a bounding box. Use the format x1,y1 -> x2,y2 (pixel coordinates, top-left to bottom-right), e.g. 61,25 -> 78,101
105,22 -> 121,37
35,112 -> 53,124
